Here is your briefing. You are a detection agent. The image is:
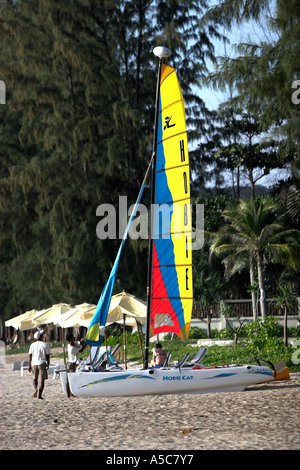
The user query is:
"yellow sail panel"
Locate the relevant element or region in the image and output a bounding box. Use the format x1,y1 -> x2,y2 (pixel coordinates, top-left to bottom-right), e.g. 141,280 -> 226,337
161,165 -> 190,203
159,133 -> 189,170
150,64 -> 193,341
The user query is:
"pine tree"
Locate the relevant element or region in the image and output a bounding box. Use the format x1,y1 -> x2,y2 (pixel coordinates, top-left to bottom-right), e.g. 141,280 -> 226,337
201,0 -> 300,160
213,108 -> 283,198
0,0 -> 220,318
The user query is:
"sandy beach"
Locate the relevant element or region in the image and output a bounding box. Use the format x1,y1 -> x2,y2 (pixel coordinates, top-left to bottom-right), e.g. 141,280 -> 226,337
1,349 -> 299,452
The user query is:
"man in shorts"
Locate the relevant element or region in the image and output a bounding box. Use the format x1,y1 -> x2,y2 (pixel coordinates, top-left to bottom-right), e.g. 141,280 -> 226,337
28,330 -> 50,399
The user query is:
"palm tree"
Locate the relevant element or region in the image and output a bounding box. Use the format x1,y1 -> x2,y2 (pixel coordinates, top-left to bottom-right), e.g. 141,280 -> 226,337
273,283 -> 298,346
210,198 -> 300,318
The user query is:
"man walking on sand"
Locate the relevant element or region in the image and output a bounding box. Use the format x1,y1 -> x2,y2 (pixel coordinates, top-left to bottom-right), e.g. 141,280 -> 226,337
28,330 -> 50,399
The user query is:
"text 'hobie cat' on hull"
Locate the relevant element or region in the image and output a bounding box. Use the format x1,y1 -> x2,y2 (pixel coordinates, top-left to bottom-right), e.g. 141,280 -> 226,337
61,365 -> 274,398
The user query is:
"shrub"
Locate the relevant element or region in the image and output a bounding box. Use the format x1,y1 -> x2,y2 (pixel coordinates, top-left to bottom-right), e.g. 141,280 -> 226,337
188,327 -> 206,339
244,316 -> 282,349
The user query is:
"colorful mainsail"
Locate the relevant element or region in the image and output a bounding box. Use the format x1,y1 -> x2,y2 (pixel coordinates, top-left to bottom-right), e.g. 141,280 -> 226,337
150,64 -> 193,341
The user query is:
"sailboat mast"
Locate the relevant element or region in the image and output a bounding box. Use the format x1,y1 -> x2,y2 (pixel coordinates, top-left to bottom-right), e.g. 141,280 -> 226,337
144,46 -> 171,369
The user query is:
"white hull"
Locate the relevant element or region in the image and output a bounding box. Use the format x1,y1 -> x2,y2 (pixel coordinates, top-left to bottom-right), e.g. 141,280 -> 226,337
61,365 -> 274,397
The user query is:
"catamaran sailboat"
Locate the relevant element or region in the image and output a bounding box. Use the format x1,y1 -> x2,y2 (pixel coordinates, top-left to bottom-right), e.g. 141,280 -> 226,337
60,46 -> 274,397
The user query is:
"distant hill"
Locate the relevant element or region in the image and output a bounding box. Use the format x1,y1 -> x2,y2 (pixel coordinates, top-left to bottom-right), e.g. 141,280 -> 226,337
194,184 -> 272,199
223,184 -> 271,198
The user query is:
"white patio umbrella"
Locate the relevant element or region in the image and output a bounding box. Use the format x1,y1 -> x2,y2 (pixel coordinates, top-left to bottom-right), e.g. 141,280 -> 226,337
78,292 -> 146,327
5,309 -> 38,331
33,303 -> 73,326
54,302 -> 96,329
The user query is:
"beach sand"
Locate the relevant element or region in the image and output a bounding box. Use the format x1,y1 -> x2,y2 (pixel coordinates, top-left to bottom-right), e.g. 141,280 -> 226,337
0,349 -> 299,451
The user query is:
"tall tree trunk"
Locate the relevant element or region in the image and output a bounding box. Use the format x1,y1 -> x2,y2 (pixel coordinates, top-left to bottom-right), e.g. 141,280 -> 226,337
284,306 -> 288,347
237,165 -> 240,199
135,0 -> 143,108
249,256 -> 258,321
207,308 -> 212,339
257,254 -> 267,318
249,170 -> 256,198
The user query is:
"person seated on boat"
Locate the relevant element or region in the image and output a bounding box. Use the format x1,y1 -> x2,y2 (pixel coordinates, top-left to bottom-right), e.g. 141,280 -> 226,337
150,343 -> 166,367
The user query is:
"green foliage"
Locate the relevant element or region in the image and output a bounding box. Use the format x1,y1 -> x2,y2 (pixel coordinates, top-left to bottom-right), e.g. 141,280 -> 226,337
100,316 -> 300,370
212,109 -> 283,199
289,322 -> 300,338
273,282 -> 298,311
194,195 -> 231,232
202,0 -> 300,157
210,328 -> 233,340
210,197 -> 300,316
1,0 -> 299,329
187,327 -> 206,340
7,317 -> 300,372
193,242 -> 225,311
0,0 -> 218,319
244,316 -> 283,353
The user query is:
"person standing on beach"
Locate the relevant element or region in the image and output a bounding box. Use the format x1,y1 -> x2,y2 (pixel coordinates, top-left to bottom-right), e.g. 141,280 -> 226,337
28,330 -> 50,399
65,333 -> 86,397
66,333 -> 86,372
